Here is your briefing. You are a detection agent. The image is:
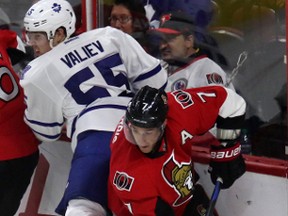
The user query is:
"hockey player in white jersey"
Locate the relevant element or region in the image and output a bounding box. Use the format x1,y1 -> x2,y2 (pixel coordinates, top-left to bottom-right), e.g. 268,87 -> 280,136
21,1 -> 167,215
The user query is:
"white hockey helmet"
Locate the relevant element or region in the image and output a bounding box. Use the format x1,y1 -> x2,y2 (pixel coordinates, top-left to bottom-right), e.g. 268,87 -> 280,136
24,0 -> 76,40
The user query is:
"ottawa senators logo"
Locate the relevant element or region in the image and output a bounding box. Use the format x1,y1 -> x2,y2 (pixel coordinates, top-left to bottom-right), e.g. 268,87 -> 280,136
0,66 -> 19,102
171,89 -> 194,109
206,73 -> 224,85
162,151 -> 193,206
113,171 -> 134,191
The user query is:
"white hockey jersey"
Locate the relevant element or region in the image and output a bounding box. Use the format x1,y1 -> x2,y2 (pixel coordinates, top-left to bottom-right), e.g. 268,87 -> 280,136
165,55 -> 234,92
20,27 -> 167,150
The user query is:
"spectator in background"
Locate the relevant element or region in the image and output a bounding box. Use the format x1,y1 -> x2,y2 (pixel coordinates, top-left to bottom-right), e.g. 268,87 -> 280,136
150,11 -> 233,92
143,0 -> 228,68
141,0 -> 214,29
0,28 -> 40,216
109,0 -> 150,51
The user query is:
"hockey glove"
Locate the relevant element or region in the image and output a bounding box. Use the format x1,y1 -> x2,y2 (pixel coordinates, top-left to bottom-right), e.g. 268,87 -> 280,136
208,141 -> 246,189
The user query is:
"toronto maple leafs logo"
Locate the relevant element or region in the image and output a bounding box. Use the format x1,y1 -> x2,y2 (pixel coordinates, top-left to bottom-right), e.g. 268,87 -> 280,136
52,3 -> 62,13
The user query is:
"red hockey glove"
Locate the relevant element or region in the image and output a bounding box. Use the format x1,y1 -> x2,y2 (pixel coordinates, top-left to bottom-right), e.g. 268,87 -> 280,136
208,141 -> 246,189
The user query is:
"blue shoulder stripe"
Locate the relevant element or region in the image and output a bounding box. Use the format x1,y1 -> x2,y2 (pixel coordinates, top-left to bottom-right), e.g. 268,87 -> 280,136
32,128 -> 61,140
134,64 -> 161,82
78,104 -> 127,118
24,115 -> 64,127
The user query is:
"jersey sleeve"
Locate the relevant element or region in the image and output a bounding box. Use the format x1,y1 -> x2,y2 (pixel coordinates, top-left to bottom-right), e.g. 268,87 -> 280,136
0,30 -> 18,63
197,58 -> 235,90
20,65 -> 64,142
1,29 -> 27,65
109,27 -> 167,91
215,86 -> 246,140
108,178 -> 133,216
1,30 -> 17,49
167,86 -> 246,136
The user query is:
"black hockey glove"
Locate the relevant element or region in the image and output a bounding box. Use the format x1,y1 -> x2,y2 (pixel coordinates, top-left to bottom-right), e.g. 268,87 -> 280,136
208,141 -> 246,189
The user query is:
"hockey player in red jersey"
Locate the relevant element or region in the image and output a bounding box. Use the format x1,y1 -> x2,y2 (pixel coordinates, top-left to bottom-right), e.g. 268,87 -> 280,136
0,29 -> 40,215
109,85 -> 246,216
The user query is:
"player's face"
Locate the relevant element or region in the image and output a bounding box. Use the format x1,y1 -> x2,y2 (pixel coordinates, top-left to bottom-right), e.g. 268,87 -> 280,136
26,32 -> 51,57
159,34 -> 190,62
109,4 -> 133,34
129,125 -> 162,154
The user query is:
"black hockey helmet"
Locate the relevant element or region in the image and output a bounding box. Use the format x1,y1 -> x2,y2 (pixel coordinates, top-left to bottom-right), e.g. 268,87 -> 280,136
126,86 -> 168,128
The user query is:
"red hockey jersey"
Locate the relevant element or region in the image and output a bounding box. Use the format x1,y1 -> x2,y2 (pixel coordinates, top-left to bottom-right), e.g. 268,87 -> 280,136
0,30 -> 39,160
109,86 -> 246,216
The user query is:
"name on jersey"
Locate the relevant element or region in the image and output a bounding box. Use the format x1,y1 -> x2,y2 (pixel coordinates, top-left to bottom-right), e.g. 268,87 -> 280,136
60,40 -> 104,68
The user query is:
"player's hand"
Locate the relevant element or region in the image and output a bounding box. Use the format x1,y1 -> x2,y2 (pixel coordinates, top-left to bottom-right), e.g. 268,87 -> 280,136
208,141 -> 246,189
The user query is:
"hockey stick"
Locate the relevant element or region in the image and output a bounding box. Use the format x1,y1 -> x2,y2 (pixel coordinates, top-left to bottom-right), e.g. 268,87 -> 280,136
225,51 -> 248,87
205,177 -> 223,216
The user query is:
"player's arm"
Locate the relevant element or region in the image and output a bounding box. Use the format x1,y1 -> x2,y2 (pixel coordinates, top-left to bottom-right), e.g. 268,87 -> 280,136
209,87 -> 246,189
21,81 -> 64,142
111,28 -> 167,91
108,193 -> 132,216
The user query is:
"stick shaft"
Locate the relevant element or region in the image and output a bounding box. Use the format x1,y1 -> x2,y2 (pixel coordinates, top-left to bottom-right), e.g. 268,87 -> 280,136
205,178 -> 222,216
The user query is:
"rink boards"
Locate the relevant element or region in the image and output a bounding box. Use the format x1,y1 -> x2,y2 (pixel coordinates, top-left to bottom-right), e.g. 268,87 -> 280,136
16,140 -> 288,216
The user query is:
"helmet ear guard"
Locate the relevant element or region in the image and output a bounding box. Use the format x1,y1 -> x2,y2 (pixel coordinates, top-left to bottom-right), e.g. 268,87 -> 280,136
24,0 -> 76,41
126,86 -> 168,128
